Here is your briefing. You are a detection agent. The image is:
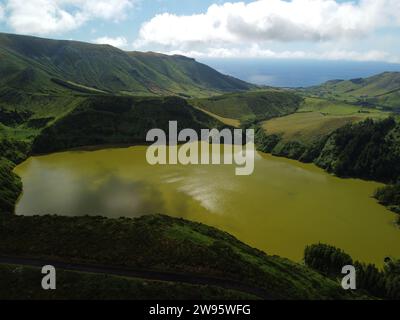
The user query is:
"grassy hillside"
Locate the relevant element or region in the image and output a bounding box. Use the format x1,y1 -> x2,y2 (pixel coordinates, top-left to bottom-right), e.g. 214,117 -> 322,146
0,32 -> 255,98
304,72 -> 400,111
0,214 -> 358,300
263,97 -> 389,143
0,33 -> 254,152
0,88 -> 85,123
130,51 -> 254,95
32,95 -> 227,153
191,90 -> 302,123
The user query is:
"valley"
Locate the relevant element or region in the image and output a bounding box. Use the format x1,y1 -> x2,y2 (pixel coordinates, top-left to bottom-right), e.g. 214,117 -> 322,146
1,32 -> 400,300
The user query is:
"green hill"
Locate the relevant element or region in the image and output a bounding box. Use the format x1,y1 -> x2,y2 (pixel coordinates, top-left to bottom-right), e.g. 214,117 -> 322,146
32,95 -> 227,154
190,90 -> 303,123
305,72 -> 400,111
129,51 -> 253,95
0,32 -> 256,145
0,214 -> 359,300
0,33 -> 255,98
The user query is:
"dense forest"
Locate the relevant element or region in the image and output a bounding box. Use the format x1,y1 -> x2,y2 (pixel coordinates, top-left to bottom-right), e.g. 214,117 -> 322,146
304,244 -> 400,299
0,138 -> 30,214
0,158 -> 22,214
316,117 -> 400,183
375,184 -> 400,215
0,139 -> 31,164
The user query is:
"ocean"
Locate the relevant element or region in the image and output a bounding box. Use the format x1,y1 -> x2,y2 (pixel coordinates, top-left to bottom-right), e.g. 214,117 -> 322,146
201,59 -> 400,88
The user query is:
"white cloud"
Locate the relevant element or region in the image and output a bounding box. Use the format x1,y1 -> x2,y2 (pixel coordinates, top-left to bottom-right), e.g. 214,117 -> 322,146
6,0 -> 84,35
164,46 -> 400,64
0,4 -> 4,21
4,0 -> 135,35
78,0 -> 134,21
93,36 -> 128,48
135,0 -> 400,48
316,49 -> 400,63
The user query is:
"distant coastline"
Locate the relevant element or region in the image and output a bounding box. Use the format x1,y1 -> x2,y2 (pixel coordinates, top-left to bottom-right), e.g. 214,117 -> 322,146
202,59 -> 400,87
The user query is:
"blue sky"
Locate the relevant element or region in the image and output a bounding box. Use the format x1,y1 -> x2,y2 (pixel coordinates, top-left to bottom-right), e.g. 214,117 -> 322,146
0,0 -> 233,41
0,0 -> 399,64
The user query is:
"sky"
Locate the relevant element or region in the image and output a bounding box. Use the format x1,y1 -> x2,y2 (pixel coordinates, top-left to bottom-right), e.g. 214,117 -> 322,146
0,0 -> 400,64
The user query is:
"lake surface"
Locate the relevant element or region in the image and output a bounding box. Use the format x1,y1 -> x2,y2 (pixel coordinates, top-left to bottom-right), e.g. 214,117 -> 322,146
14,145 -> 400,265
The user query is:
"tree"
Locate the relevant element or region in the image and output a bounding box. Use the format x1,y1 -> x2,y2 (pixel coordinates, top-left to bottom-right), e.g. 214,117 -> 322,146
304,243 -> 353,277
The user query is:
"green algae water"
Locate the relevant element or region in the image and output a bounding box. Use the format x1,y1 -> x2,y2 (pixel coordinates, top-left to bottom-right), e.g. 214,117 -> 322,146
14,145 -> 400,265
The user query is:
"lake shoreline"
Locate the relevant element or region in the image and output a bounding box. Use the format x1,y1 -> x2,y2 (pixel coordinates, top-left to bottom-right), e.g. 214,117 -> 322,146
14,145 -> 400,266
30,142 -> 152,156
